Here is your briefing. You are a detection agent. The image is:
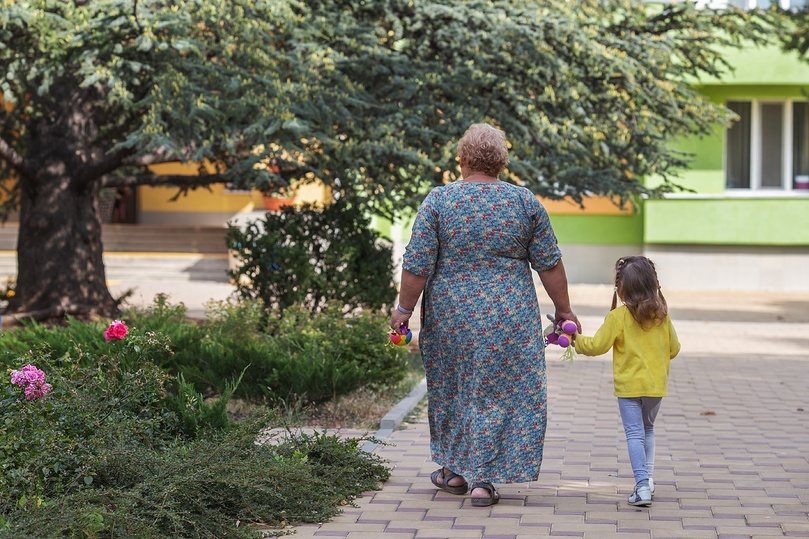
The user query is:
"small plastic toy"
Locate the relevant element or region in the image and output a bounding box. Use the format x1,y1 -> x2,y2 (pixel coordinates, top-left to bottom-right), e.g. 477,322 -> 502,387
389,324 -> 413,346
544,315 -> 578,361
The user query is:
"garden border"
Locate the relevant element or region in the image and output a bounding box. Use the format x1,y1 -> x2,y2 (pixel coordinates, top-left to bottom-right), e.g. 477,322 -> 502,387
361,377 -> 427,452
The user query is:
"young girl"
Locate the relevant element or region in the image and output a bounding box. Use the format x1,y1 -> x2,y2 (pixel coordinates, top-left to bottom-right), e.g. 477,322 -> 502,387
574,256 -> 681,507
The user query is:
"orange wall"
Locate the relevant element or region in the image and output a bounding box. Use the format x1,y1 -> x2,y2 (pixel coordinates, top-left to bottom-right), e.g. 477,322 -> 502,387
540,195 -> 633,215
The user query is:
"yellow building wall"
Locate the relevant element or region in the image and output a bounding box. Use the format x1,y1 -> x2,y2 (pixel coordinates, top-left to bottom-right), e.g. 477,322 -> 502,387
140,162 -> 328,225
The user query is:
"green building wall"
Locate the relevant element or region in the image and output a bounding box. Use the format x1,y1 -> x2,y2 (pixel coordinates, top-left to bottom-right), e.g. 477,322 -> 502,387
548,213 -> 643,245
646,42 -> 809,248
645,197 -> 809,245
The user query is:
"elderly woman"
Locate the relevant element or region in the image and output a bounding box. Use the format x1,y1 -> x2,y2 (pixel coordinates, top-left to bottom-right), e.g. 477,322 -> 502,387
391,122 -> 579,506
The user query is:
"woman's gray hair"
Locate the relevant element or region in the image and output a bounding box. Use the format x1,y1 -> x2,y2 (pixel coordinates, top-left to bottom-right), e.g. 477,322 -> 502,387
457,123 -> 509,177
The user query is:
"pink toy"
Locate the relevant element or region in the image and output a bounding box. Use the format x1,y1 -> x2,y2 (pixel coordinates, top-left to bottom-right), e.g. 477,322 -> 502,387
389,324 -> 413,346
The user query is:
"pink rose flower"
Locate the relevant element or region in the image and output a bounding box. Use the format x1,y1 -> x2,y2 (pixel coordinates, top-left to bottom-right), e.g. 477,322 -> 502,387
10,364 -> 46,387
24,382 -> 52,401
9,364 -> 52,401
104,320 -> 129,342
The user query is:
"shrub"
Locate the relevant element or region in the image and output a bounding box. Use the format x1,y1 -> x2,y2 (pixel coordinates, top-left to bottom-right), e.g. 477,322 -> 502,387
226,200 -> 397,318
123,298 -> 411,405
0,343 -> 181,508
263,302 -> 411,404
1,404 -> 390,539
1,295 -> 413,408
0,346 -> 390,538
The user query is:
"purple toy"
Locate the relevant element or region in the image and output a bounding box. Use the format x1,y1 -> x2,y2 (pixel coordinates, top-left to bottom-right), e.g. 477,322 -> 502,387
544,318 -> 578,349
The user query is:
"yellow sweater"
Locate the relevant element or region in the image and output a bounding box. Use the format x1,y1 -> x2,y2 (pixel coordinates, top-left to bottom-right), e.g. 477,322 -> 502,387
574,305 -> 681,398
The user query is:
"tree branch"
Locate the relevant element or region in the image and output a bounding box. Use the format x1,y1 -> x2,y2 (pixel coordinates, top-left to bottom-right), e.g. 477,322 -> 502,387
81,148 -> 194,187
78,147 -> 133,186
122,148 -> 187,168
100,173 -> 230,189
0,135 -> 31,179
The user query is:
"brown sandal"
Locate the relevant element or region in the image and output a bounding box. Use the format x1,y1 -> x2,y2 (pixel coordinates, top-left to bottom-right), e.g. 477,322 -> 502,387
470,481 -> 500,507
430,468 -> 468,495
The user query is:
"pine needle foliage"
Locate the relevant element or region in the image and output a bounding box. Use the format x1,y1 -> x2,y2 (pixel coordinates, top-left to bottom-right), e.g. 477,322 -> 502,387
1,413 -> 389,538
0,296 -> 411,405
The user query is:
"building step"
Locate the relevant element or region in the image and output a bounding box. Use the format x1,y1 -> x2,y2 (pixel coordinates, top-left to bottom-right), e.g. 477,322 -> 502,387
0,222 -> 233,283
0,253 -> 231,283
0,224 -> 230,254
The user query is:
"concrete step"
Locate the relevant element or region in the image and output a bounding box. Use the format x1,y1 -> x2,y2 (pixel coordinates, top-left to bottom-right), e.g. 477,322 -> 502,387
104,254 -> 231,282
0,224 -> 229,254
0,222 -> 232,283
0,253 -> 231,283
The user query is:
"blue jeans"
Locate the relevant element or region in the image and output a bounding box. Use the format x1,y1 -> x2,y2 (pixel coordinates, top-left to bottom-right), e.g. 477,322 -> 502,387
618,397 -> 662,484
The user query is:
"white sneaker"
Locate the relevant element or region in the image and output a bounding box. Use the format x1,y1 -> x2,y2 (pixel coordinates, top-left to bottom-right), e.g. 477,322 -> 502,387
649,478 -> 655,496
628,483 -> 652,507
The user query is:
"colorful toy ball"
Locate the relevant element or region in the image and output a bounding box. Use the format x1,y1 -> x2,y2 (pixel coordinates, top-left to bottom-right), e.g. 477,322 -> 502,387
389,324 -> 413,346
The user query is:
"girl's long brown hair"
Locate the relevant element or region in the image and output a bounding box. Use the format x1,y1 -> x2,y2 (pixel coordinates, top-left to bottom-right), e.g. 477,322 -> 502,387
610,256 -> 668,329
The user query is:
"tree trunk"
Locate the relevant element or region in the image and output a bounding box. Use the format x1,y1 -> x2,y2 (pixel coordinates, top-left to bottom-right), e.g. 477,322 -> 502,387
6,176 -> 116,322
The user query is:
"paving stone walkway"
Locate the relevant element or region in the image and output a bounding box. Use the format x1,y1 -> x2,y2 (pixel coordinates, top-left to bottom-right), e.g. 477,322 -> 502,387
286,286 -> 809,539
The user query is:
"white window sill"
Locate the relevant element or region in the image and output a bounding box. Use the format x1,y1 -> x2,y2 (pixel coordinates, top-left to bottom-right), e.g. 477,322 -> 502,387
664,190 -> 809,200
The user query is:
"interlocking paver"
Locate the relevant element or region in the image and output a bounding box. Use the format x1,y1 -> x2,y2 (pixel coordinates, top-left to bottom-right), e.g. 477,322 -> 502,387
292,285 -> 809,538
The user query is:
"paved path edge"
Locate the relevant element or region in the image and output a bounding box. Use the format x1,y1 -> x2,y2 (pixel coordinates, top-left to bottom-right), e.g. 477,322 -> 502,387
362,377 -> 427,453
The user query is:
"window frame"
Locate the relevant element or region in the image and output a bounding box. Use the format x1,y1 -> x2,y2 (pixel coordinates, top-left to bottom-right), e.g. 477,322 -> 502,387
725,98 -> 805,193
700,0 -> 808,8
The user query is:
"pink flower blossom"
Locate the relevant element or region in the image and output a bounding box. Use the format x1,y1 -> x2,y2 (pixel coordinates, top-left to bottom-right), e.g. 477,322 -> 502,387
24,382 -> 52,401
9,364 -> 52,401
104,320 -> 129,342
10,364 -> 46,387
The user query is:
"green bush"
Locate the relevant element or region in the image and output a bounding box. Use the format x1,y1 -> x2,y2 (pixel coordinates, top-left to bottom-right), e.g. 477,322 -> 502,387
1,296 -> 412,408
1,419 -> 389,538
265,303 -> 411,404
0,341 -> 182,508
122,297 -> 411,405
0,340 -> 390,537
226,200 -> 397,318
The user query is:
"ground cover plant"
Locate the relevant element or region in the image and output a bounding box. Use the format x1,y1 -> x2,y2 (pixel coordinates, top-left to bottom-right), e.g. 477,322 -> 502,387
0,308 -> 400,538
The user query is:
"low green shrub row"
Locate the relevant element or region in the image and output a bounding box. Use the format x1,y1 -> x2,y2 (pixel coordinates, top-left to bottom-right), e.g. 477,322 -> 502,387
0,296 -> 411,405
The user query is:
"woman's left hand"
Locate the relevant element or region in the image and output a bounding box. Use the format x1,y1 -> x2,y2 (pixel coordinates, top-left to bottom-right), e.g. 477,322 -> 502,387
555,310 -> 581,334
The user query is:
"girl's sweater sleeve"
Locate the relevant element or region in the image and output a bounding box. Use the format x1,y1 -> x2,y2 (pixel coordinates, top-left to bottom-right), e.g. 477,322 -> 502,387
668,317 -> 681,359
575,311 -> 621,357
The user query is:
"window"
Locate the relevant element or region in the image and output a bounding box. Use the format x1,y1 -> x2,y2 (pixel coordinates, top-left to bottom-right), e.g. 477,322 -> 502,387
725,100 -> 809,191
702,0 -> 809,8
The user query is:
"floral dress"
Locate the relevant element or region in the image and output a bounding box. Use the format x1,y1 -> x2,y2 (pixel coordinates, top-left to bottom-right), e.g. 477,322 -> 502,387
402,181 -> 561,483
